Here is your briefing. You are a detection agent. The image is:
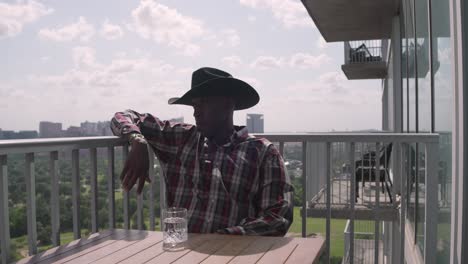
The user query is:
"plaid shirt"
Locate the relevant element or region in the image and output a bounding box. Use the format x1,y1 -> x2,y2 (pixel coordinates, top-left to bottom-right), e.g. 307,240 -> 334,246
111,109 -> 293,236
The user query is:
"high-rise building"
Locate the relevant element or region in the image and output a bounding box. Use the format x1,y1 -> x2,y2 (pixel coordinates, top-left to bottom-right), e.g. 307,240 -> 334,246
39,121 -> 63,138
81,121 -> 99,136
97,121 -> 113,136
246,114 -> 264,133
169,117 -> 184,123
64,126 -> 83,137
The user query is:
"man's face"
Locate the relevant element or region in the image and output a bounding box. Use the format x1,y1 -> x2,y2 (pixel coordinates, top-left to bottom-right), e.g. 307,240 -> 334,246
192,96 -> 234,138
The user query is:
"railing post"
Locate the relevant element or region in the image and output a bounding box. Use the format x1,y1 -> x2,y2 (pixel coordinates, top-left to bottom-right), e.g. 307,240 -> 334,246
279,142 -> 284,157
349,143 -> 356,264
147,145 -> 156,231
400,143 -> 408,264
375,143 -> 381,264
122,145 -> 130,230
25,153 -> 37,255
325,142 -> 331,263
137,192 -> 144,230
0,155 -> 10,263
50,151 -> 60,246
90,148 -> 98,233
71,149 -> 81,239
301,141 -> 307,238
107,147 -> 115,229
424,142 -> 438,264
159,160 -> 166,229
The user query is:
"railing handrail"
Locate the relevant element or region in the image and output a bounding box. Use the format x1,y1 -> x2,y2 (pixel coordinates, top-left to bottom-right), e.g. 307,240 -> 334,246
0,133 -> 438,154
254,133 -> 438,143
0,136 -> 126,154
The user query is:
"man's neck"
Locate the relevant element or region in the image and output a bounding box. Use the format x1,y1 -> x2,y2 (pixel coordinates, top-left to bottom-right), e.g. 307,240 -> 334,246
209,125 -> 234,145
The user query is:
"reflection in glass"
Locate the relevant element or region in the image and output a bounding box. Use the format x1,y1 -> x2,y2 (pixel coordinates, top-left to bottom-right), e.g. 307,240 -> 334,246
431,0 -> 452,262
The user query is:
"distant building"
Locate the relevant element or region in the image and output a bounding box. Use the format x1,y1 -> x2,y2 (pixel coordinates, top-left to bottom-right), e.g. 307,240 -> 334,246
0,130 -> 16,139
81,121 -> 99,136
39,121 -> 63,138
97,121 -> 112,136
64,126 -> 83,137
169,117 -> 184,123
246,114 -> 264,133
17,131 -> 39,139
0,129 -> 38,139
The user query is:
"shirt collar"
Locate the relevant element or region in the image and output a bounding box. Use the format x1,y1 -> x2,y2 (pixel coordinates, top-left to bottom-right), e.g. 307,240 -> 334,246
225,126 -> 249,147
203,126 -> 250,148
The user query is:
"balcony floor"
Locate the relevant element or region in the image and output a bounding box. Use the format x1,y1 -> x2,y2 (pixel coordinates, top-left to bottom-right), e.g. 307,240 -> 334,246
17,229 -> 325,264
308,178 -> 396,221
341,62 -> 388,80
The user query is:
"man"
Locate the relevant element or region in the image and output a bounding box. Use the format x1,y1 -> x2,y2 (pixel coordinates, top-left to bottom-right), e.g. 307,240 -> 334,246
111,67 -> 293,236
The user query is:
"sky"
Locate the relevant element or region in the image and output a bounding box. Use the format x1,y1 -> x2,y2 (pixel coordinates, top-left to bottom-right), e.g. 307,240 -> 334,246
1,0 -> 382,132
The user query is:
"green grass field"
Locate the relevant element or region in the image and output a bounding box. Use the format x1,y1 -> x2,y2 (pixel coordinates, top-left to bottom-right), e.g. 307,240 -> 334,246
289,207 -> 347,263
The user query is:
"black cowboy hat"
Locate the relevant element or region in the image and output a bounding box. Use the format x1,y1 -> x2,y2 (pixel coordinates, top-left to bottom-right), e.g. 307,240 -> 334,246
168,67 -> 259,110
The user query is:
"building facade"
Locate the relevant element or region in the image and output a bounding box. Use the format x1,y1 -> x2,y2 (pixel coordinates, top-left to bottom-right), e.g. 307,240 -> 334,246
39,121 -> 62,138
246,113 -> 264,133
302,0 -> 468,263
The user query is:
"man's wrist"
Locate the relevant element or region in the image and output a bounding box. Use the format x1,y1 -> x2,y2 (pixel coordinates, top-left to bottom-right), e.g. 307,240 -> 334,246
128,133 -> 147,144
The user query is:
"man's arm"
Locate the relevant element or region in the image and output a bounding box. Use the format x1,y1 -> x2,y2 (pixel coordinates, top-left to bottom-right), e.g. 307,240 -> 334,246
111,109 -> 195,193
217,145 -> 294,236
111,109 -> 196,163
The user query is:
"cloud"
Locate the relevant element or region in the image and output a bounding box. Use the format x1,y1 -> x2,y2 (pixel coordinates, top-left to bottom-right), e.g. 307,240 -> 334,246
217,29 -> 240,47
289,53 -> 331,69
239,0 -> 312,28
317,36 -> 326,49
438,48 -> 451,65
250,56 -> 283,70
35,46 -> 153,88
247,15 -> 257,23
100,20 -> 124,40
250,53 -> 331,70
222,55 -> 243,68
130,0 -> 205,56
38,16 -> 95,42
285,71 -> 377,107
0,0 -> 53,38
239,76 -> 262,89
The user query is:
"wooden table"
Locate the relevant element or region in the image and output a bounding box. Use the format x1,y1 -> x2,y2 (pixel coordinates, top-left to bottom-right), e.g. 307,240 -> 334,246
18,229 -> 325,264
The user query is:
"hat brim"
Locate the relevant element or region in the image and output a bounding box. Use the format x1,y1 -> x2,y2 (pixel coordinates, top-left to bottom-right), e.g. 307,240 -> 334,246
168,77 -> 259,110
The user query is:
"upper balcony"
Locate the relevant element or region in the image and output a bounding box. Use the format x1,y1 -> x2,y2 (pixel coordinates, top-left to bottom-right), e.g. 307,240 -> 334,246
342,40 -> 388,80
0,133 -> 440,263
301,0 -> 399,42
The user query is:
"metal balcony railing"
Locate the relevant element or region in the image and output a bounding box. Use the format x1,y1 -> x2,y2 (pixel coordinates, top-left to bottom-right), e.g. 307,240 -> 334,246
0,133 -> 439,264
342,40 -> 389,80
344,40 -> 388,65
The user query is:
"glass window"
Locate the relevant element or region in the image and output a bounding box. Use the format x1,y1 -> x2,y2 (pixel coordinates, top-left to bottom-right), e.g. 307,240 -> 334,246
431,0 -> 452,262
415,0 -> 431,253
403,0 -> 417,233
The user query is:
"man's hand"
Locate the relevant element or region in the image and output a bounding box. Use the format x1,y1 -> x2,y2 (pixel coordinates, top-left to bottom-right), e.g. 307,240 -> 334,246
120,139 -> 150,194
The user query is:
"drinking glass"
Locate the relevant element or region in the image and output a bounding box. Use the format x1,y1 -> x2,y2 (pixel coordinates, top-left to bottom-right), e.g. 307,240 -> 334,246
162,207 -> 188,251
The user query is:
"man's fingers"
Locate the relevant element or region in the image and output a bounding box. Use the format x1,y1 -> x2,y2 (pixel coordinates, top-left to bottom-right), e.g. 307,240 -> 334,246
120,162 -> 130,181
122,170 -> 136,191
137,177 -> 145,194
126,173 -> 139,192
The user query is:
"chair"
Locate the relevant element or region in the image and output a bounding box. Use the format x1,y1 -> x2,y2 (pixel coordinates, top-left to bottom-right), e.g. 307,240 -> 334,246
349,43 -> 382,63
355,143 -> 393,203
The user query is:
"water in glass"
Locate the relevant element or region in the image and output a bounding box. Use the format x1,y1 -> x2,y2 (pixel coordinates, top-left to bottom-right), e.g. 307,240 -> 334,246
162,208 -> 187,251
